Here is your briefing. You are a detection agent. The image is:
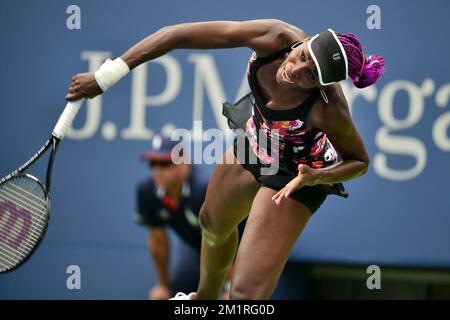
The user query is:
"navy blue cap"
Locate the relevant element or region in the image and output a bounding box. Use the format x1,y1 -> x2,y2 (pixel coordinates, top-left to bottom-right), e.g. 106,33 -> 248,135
140,135 -> 179,161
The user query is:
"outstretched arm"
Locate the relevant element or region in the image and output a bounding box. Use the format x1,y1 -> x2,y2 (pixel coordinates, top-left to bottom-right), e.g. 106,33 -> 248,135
121,20 -> 304,69
66,19 -> 305,101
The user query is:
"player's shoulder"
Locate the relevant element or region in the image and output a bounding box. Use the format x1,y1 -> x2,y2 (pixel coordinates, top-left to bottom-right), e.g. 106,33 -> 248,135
325,84 -> 351,120
315,84 -> 354,135
245,19 -> 308,56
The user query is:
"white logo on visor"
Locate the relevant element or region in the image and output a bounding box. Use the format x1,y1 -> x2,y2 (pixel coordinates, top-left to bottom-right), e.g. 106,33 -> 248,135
332,52 -> 341,61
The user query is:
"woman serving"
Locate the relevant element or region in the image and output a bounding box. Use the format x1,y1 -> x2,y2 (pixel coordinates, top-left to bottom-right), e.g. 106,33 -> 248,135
66,19 -> 383,300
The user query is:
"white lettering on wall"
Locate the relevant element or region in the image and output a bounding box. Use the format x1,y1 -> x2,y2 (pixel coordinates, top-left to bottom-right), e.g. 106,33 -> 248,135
374,79 -> 434,180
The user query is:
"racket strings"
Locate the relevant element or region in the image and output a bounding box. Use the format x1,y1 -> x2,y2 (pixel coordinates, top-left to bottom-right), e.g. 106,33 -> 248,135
0,190 -> 47,227
0,222 -> 40,266
0,176 -> 49,272
0,180 -> 47,231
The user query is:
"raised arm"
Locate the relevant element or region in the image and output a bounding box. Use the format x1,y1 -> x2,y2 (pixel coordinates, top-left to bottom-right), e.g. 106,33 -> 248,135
122,20 -> 305,69
66,19 -> 305,101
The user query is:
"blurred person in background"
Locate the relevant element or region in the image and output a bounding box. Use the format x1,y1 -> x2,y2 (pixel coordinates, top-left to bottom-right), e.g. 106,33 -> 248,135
136,135 -> 240,299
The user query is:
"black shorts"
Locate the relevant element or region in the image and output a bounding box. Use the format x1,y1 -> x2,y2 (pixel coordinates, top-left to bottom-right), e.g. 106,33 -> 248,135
233,137 -> 346,214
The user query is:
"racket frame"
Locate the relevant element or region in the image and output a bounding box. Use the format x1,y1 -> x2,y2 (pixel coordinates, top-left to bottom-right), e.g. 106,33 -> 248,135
0,99 -> 82,273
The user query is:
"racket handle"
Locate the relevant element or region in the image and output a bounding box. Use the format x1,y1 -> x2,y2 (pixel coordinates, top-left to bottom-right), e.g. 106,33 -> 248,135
52,99 -> 84,140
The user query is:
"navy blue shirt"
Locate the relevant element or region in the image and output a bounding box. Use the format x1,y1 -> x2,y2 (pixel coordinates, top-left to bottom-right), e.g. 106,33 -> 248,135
136,167 -> 209,252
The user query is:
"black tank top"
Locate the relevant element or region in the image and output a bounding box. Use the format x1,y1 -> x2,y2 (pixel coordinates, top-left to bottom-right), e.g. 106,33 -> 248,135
244,42 -> 348,198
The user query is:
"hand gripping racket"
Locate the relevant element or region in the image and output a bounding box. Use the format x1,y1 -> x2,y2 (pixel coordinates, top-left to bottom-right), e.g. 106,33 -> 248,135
0,99 -> 84,273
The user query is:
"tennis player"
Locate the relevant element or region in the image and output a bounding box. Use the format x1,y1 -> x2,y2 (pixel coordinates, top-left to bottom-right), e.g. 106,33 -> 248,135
66,19 -> 384,299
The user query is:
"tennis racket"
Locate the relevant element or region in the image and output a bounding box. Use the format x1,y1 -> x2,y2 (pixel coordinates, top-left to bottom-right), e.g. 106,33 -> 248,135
0,99 -> 84,273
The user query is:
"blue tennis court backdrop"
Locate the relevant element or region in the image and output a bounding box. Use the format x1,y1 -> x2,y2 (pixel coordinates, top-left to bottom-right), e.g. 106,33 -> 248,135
0,0 -> 449,299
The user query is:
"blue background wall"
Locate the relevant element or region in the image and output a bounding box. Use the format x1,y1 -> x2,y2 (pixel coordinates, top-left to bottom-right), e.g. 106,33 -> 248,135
1,0 -> 449,299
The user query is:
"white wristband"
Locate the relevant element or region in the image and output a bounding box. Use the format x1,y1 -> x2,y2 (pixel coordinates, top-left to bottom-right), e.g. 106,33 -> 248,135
94,57 -> 130,92
223,280 -> 231,291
